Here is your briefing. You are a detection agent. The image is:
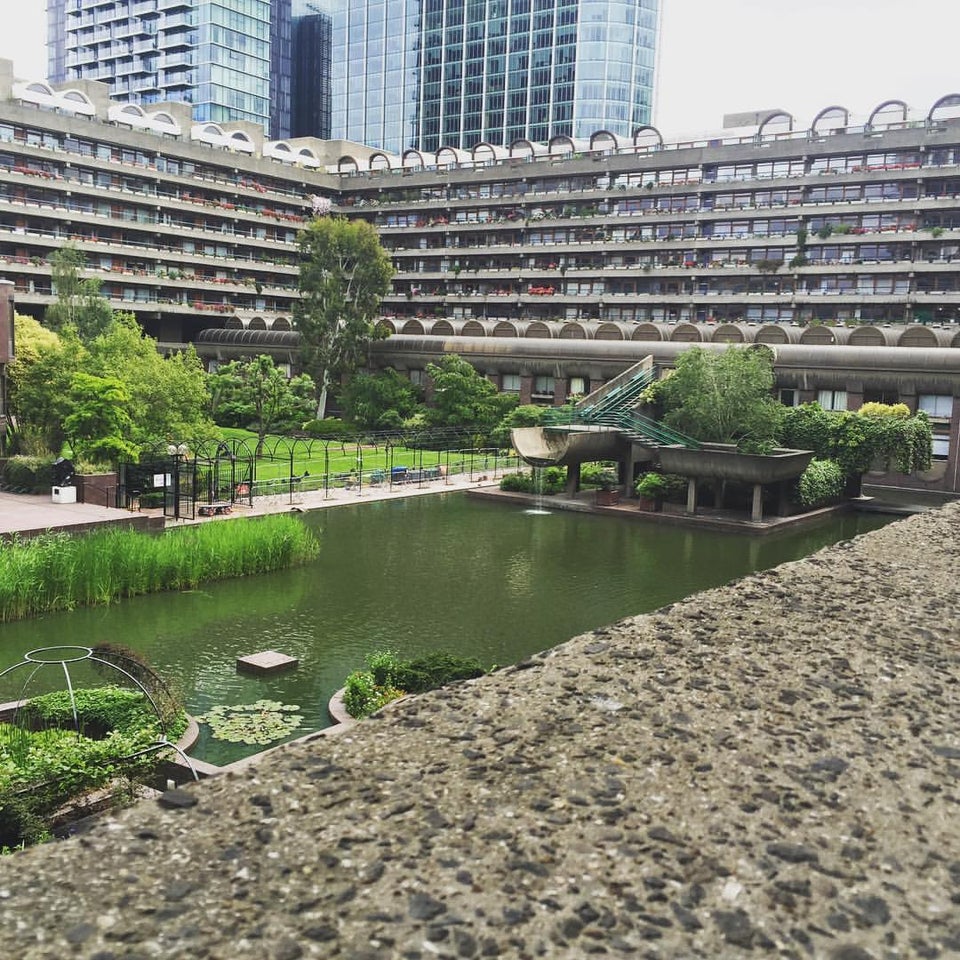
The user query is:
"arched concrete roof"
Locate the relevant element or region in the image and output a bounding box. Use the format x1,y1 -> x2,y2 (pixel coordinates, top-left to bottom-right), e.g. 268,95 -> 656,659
898,325 -> 939,348
928,93 -> 960,122
376,318 -> 398,335
430,318 -> 455,336
402,148 -> 427,169
867,99 -> 908,128
631,125 -> 664,149
197,327 -> 301,348
368,151 -> 396,171
758,111 -> 794,137
849,325 -> 898,347
799,325 -> 852,345
224,316 -> 243,329
525,321 -> 554,338
595,322 -> 625,341
272,317 -> 291,331
150,110 -> 180,133
508,138 -> 536,158
631,323 -> 664,341
337,155 -> 359,173
713,323 -> 746,343
589,131 -> 620,153
493,320 -> 518,337
754,324 -> 790,344
248,316 -> 266,330
559,322 -> 587,339
548,135 -> 576,155
810,106 -> 850,135
472,142 -> 508,163
436,146 -> 470,166
59,89 -> 96,116
461,319 -> 487,337
670,323 -> 703,342
401,318 -> 425,334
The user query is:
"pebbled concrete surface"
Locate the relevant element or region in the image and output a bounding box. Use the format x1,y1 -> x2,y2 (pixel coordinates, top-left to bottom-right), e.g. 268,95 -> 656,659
1,503 -> 959,959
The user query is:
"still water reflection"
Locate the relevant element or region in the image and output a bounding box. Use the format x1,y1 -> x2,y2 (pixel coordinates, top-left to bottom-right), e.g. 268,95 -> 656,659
0,495 -> 894,763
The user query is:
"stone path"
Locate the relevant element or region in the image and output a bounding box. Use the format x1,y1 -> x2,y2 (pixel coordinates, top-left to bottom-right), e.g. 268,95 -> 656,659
0,501 -> 957,958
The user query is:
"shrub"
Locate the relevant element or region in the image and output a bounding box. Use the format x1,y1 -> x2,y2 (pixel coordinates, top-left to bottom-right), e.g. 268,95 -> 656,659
499,467 -> 565,494
301,417 -> 352,438
342,670 -> 404,719
635,472 -> 671,500
2,456 -> 54,493
797,458 -> 845,507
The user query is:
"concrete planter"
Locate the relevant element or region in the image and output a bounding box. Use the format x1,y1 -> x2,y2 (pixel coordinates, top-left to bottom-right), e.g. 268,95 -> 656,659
658,443 -> 813,483
595,488 -> 620,506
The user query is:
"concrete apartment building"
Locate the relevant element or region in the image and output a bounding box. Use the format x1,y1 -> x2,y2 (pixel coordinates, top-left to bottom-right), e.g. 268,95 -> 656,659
1,62 -> 959,489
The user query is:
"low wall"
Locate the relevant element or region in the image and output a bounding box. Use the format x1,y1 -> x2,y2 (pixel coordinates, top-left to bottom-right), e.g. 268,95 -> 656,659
1,503 -> 959,958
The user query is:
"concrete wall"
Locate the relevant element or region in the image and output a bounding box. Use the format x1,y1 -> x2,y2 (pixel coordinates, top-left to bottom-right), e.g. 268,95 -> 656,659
1,502 -> 958,957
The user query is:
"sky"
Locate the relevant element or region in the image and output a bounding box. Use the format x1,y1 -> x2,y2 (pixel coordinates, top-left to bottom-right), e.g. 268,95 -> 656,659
0,1 -> 956,139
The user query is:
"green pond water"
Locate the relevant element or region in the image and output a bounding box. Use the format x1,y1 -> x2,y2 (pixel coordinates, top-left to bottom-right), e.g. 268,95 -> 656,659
0,494 -> 894,764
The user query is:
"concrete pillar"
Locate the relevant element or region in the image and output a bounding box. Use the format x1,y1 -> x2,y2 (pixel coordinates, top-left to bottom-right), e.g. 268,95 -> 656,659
945,394 -> 960,494
566,462 -> 581,497
686,477 -> 697,514
751,483 -> 764,522
519,374 -> 534,405
553,378 -> 568,406
846,380 -> 864,411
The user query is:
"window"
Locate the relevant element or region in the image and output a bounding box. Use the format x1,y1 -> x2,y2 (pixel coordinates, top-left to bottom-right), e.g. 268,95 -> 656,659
533,375 -> 555,396
918,394 -> 954,418
568,376 -> 586,396
502,373 -> 521,392
818,389 -> 847,411
779,388 -> 798,407
932,436 -> 950,459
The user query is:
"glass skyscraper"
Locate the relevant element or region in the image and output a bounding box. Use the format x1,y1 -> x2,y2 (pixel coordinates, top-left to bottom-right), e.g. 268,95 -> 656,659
326,0 -> 659,154
49,0 -> 292,139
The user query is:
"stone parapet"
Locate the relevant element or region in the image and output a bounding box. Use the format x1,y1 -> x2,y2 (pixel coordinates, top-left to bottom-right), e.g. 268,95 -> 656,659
1,504 -> 959,958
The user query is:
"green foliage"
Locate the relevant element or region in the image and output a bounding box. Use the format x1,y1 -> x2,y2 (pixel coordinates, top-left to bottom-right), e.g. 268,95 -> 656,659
45,245 -> 113,341
208,355 -> 315,445
300,417 -> 353,438
2,456 -> 54,493
797,458 -> 846,508
343,649 -> 486,719
425,355 -> 518,440
656,347 -> 784,447
196,701 -> 303,745
339,368 -> 424,431
0,515 -> 320,622
293,217 -> 394,418
0,685 -> 186,849
635,472 -> 672,500
490,404 -> 547,448
779,403 -> 932,478
64,372 -> 138,465
499,467 -> 565,494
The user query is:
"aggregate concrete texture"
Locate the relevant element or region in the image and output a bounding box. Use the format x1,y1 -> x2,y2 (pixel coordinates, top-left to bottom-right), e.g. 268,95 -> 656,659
1,503 -> 959,959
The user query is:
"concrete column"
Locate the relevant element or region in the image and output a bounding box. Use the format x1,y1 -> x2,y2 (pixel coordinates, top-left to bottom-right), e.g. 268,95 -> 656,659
945,395 -> 960,494
751,483 -> 764,522
553,378 -> 568,406
686,477 -> 697,514
846,380 -> 864,411
519,375 -> 534,405
566,462 -> 581,497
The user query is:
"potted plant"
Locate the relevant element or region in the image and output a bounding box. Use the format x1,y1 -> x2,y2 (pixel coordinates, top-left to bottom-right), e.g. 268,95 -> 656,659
594,470 -> 621,506
635,472 -> 670,511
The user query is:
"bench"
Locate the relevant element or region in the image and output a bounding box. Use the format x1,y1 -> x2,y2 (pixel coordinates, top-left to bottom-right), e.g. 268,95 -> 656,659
198,502 -> 232,517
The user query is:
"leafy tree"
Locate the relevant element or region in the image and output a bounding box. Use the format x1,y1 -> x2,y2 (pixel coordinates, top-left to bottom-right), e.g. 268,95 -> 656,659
86,314 -> 216,448
44,246 -> 113,340
339,368 -> 423,431
293,217 -> 394,419
208,356 -> 315,449
7,317 -> 87,454
490,403 -> 546,448
63,373 -> 138,464
424,354 -> 517,440
646,346 -> 783,448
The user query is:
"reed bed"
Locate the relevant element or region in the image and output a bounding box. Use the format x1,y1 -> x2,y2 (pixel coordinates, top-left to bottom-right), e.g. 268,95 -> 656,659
0,516 -> 319,622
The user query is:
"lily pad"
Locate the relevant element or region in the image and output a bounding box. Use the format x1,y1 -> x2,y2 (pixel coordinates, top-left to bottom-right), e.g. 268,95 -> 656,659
196,700 -> 303,745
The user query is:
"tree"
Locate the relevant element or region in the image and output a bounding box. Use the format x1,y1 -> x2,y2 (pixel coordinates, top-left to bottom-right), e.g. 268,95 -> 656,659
339,368 -> 424,431
63,372 -> 138,464
425,355 -> 517,440
646,346 -> 783,449
293,217 -> 394,419
208,356 -> 315,449
490,403 -> 546,448
45,245 -> 113,340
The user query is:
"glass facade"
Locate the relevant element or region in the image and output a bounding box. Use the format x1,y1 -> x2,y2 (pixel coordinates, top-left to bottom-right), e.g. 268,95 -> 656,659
292,8 -> 332,139
49,0 -> 291,135
328,0 -> 659,153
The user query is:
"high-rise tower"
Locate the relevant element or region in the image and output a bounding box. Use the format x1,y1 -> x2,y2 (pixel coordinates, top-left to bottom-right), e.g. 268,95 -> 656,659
327,0 -> 659,154
49,0 -> 293,139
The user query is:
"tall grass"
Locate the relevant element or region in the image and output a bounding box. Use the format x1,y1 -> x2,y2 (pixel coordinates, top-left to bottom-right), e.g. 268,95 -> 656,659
0,516 -> 319,623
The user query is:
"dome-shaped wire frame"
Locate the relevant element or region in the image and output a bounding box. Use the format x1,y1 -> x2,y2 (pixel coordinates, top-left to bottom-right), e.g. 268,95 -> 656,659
0,645 -> 198,781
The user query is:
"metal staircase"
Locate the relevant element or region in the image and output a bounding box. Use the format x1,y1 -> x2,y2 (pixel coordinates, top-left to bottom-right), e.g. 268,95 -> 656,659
542,359 -> 701,450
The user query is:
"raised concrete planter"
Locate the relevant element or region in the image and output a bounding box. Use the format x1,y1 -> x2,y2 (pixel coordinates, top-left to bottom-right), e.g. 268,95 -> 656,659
658,443 -> 813,483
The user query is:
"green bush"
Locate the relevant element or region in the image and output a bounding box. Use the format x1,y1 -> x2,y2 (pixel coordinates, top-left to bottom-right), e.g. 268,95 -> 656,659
301,418 -> 352,438
797,458 -> 846,508
499,467 -> 565,494
635,472 -> 670,499
2,456 -> 55,493
342,670 -> 404,719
